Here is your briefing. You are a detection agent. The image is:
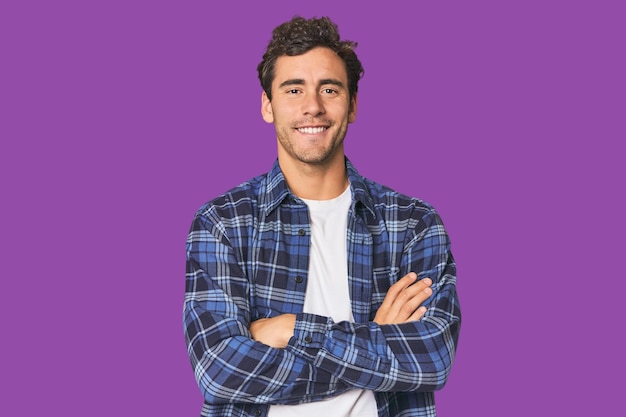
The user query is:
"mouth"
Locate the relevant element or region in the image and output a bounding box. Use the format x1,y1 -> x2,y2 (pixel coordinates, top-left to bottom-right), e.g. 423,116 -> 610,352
295,126 -> 329,134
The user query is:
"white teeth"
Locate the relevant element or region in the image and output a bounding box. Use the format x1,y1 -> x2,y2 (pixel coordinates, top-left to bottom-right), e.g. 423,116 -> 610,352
298,127 -> 326,134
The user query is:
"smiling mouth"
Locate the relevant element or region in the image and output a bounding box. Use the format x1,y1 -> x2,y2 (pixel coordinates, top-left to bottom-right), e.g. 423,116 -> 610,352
296,126 -> 328,134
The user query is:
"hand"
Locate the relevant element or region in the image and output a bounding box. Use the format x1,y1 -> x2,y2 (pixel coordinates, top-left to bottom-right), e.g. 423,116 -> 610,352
374,273 -> 432,325
250,314 -> 296,348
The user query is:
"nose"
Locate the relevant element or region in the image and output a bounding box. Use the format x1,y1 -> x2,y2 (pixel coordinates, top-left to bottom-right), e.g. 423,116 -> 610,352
302,92 -> 325,116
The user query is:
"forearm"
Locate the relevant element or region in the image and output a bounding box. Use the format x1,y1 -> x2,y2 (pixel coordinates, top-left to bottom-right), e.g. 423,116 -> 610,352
285,280 -> 460,392
184,301 -> 351,404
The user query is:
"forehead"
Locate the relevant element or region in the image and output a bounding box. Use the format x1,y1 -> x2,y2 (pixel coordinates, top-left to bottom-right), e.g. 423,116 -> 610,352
272,47 -> 348,86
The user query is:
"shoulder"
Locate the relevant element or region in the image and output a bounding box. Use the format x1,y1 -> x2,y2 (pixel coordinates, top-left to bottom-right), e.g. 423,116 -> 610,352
358,179 -> 450,251
347,159 -> 436,222
194,172 -> 268,225
366,177 -> 433,211
355,174 -> 439,226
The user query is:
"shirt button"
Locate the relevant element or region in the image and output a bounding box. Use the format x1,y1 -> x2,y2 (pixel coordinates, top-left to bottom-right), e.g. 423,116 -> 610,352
298,228 -> 305,236
253,410 -> 262,417
295,276 -> 303,283
304,335 -> 312,343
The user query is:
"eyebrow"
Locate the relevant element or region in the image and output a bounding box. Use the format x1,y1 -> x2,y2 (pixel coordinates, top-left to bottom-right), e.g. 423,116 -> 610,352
278,79 -> 305,89
319,79 -> 345,88
278,78 -> 345,89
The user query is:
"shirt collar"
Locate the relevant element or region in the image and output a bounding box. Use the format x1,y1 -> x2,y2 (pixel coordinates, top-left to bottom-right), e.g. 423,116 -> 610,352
261,158 -> 376,217
261,160 -> 291,215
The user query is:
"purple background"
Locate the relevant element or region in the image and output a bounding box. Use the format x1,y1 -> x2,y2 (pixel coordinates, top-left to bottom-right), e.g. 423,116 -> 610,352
1,1 -> 624,415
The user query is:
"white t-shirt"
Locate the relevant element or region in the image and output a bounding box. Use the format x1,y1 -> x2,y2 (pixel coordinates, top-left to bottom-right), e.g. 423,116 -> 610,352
269,186 -> 378,417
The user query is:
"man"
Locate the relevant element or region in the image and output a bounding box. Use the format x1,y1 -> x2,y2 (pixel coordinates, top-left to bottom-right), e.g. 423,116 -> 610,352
184,16 -> 460,417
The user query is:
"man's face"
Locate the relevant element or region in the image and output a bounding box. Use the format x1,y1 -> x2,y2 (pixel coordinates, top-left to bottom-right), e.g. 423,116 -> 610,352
261,47 -> 357,167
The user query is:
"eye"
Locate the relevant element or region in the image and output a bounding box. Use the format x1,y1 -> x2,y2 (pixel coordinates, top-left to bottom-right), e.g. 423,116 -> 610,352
322,88 -> 338,94
287,89 -> 301,95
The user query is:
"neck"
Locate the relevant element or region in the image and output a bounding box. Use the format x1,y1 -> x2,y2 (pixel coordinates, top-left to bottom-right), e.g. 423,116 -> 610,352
278,152 -> 348,200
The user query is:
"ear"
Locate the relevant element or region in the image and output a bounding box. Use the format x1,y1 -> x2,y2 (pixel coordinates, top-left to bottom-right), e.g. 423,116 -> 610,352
348,93 -> 358,123
261,91 -> 274,123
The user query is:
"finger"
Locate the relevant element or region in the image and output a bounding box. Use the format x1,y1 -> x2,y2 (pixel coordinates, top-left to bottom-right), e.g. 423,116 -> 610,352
407,306 -> 428,322
384,274 -> 430,312
397,286 -> 432,321
375,274 -> 433,324
378,272 -> 418,311
374,274 -> 415,324
381,273 -> 420,317
393,272 -> 420,293
393,277 -> 432,309
408,277 -> 432,291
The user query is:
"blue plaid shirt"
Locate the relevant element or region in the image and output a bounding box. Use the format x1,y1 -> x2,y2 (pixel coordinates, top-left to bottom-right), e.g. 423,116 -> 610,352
184,159 -> 461,417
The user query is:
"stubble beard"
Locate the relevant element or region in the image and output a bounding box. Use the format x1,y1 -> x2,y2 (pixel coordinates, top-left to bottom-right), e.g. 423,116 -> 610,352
277,121 -> 348,166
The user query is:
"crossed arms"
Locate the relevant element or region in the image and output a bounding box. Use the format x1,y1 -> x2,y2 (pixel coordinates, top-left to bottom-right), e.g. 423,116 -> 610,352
250,273 -> 434,348
184,206 -> 460,405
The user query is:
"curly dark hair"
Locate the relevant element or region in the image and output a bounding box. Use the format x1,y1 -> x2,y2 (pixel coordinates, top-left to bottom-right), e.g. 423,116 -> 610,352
257,16 -> 364,100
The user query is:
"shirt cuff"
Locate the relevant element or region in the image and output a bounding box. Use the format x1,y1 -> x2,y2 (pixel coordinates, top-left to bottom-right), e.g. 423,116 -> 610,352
286,312 -> 331,362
